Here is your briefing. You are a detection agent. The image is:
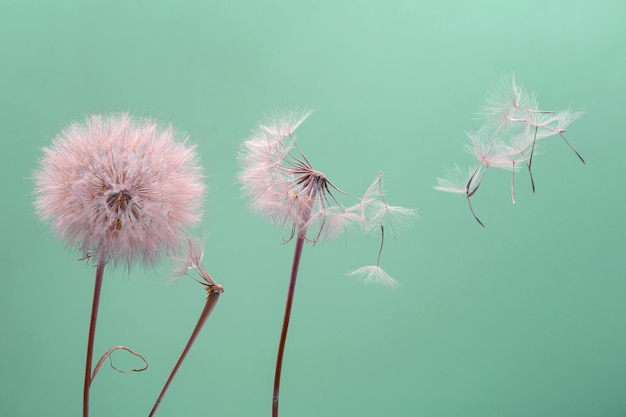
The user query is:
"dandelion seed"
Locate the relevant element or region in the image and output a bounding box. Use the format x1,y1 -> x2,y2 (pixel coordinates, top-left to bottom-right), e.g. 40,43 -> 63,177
467,131 -> 511,170
435,163 -> 487,226
434,164 -> 478,195
360,171 -> 418,234
530,108 -> 585,164
481,74 -> 546,133
349,223 -> 399,288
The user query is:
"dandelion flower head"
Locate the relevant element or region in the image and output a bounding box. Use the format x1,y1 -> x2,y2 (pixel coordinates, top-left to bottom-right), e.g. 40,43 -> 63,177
239,110 -> 416,286
34,113 -> 206,267
238,110 -> 358,241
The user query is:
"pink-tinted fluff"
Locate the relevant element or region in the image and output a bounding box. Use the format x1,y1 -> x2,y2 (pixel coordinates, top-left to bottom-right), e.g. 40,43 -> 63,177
238,110 -> 416,287
34,113 -> 206,268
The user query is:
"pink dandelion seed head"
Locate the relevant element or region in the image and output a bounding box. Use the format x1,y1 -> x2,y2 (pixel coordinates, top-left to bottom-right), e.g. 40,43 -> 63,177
34,113 -> 206,268
239,110 -> 416,287
238,109 -> 354,241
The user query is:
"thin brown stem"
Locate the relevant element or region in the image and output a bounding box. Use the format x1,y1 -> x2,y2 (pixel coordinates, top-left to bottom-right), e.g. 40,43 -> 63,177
511,162 -> 516,205
272,234 -> 306,417
91,345 -> 149,383
149,288 -> 222,417
467,196 -> 485,227
464,165 -> 487,227
528,125 -> 539,193
559,132 -> 585,164
466,165 -> 488,198
84,262 -> 106,417
376,223 -> 385,266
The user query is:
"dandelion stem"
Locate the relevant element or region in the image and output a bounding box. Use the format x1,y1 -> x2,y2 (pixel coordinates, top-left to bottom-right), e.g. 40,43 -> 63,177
149,288 -> 222,417
273,233 -> 306,417
511,162 -> 516,205
83,262 -> 105,417
467,197 -> 485,227
559,132 -> 585,164
527,109 -> 555,114
528,125 -> 539,193
466,165 -> 487,198
464,165 -> 486,227
376,223 -> 385,266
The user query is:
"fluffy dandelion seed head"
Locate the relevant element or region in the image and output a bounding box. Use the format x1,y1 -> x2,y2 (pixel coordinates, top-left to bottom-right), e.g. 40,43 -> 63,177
238,110 -> 361,241
240,110 -> 415,287
34,113 -> 206,268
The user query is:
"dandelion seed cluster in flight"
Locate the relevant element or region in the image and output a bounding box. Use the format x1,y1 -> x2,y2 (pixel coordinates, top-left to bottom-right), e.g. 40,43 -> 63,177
435,75 -> 585,226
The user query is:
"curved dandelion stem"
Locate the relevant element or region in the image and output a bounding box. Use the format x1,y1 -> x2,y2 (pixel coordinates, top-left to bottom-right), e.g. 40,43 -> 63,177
466,165 -> 487,198
528,125 -> 539,193
149,287 -> 222,417
467,196 -> 485,227
376,223 -> 385,266
465,165 -> 486,227
91,346 -> 148,383
84,262 -> 105,417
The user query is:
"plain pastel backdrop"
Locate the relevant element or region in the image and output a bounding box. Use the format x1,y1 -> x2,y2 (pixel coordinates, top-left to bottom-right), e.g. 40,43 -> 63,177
1,1 -> 625,416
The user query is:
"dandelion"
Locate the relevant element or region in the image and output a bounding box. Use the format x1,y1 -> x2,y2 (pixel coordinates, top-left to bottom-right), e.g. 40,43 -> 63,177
348,223 -> 399,289
435,161 -> 488,226
239,109 -> 351,240
359,171 -> 417,235
349,265 -> 398,288
238,110 -> 415,417
149,237 -> 223,417
436,75 -> 584,226
33,113 -> 206,417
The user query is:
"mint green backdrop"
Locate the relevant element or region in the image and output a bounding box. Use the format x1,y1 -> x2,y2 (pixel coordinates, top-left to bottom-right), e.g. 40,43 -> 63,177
1,1 -> 625,416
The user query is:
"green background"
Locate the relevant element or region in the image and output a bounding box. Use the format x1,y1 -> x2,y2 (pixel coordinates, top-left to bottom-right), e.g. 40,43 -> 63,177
1,1 -> 625,416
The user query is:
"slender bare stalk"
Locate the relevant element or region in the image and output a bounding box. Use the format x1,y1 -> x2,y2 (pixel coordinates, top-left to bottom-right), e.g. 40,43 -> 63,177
272,234 -> 306,417
84,262 -> 106,417
511,162 -> 516,205
527,125 -> 539,193
149,286 -> 223,417
559,132 -> 585,164
466,197 -> 485,227
465,166 -> 487,227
